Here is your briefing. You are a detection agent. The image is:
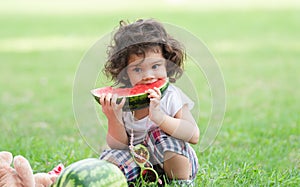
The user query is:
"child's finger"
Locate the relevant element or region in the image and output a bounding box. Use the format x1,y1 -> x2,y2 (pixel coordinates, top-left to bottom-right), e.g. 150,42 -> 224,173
111,94 -> 124,109
153,87 -> 161,97
117,97 -> 126,110
150,97 -> 160,107
105,93 -> 112,106
111,94 -> 118,105
147,88 -> 161,99
99,94 -> 105,105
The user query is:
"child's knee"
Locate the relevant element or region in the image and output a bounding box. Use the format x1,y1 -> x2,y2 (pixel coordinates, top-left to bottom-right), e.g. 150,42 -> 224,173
164,151 -> 189,164
163,151 -> 190,180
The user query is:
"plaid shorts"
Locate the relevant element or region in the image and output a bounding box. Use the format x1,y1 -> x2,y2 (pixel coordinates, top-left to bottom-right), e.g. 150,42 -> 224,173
100,127 -> 199,182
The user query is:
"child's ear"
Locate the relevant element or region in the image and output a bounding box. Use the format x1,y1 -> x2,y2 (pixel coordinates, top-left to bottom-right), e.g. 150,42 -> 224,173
117,69 -> 129,82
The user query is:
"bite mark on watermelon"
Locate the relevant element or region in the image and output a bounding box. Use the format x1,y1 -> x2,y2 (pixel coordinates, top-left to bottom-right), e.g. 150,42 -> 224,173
91,78 -> 169,111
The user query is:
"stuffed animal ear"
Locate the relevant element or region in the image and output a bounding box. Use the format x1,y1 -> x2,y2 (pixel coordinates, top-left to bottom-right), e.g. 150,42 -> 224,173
0,151 -> 13,167
13,155 -> 35,187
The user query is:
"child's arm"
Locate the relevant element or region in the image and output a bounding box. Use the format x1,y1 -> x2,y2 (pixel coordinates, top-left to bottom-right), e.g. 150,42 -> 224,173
147,88 -> 200,144
158,105 -> 199,144
99,93 -> 129,149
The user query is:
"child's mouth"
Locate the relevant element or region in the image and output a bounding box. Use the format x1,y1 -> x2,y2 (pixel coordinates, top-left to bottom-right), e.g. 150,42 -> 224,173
137,79 -> 159,85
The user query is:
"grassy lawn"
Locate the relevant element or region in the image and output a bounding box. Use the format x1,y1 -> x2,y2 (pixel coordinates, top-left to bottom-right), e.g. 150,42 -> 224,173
1,1 -> 299,186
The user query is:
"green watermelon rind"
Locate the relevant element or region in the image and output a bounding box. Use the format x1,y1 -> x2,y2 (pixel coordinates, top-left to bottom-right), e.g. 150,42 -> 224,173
52,158 -> 127,187
123,80 -> 169,111
92,79 -> 169,111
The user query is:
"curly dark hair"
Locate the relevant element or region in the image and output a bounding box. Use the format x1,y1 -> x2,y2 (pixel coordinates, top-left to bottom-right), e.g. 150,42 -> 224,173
103,19 -> 185,86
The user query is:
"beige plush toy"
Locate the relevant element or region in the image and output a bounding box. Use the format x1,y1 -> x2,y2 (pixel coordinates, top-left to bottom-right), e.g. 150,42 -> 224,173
0,151 -> 63,187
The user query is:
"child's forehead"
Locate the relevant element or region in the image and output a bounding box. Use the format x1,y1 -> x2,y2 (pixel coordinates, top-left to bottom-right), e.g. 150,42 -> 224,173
128,51 -> 165,66
127,44 -> 162,56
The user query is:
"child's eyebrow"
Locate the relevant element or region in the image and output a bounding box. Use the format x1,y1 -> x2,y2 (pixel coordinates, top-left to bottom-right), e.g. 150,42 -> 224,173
150,59 -> 165,63
127,58 -> 164,68
127,61 -> 143,68
145,58 -> 165,65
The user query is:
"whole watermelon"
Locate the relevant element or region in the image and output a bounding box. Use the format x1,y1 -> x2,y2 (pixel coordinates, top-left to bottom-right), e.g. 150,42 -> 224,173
52,158 -> 127,187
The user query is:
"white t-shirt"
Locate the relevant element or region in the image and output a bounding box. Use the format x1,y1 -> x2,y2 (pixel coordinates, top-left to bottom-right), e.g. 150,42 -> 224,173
123,84 -> 194,144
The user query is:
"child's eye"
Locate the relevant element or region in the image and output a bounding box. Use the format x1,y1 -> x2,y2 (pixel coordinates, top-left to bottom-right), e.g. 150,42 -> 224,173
133,67 -> 142,73
152,64 -> 160,69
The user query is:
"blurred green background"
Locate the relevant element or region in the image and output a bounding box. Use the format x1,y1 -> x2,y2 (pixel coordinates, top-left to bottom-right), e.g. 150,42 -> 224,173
1,0 -> 299,185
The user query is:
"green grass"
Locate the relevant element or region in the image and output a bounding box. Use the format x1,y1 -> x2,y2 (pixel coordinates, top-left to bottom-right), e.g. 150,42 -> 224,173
1,1 -> 299,186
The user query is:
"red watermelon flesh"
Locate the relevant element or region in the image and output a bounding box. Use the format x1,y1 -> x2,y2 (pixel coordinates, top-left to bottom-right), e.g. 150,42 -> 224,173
91,78 -> 169,111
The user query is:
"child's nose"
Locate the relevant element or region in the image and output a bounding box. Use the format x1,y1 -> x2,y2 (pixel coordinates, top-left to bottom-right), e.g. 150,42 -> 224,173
142,70 -> 155,80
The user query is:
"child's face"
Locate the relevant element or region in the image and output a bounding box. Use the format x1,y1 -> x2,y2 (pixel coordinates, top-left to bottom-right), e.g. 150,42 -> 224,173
126,50 -> 167,86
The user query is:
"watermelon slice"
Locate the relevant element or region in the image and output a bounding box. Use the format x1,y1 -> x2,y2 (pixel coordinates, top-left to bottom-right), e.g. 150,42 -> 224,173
91,78 -> 169,111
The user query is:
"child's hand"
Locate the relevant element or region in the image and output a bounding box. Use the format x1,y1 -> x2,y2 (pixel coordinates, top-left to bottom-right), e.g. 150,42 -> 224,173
146,87 -> 165,125
99,93 -> 125,122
